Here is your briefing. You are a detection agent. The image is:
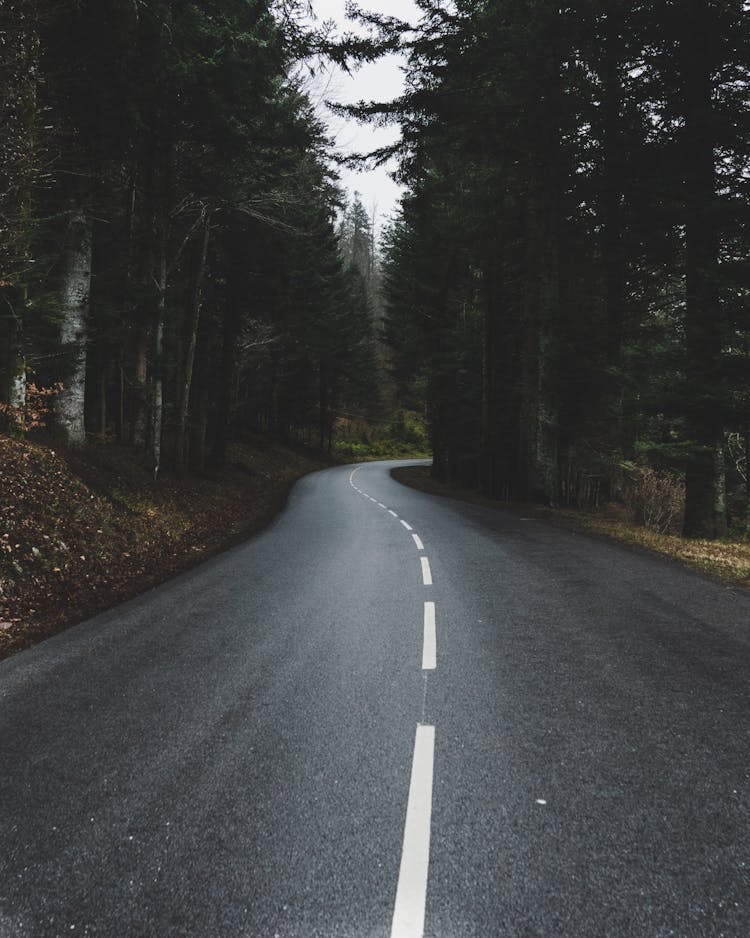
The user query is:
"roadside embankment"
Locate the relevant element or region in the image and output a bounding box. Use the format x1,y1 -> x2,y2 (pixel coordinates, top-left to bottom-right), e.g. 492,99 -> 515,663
0,433 -> 329,660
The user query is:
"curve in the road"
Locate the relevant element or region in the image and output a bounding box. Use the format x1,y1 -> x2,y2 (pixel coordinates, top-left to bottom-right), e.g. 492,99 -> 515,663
349,465 -> 436,938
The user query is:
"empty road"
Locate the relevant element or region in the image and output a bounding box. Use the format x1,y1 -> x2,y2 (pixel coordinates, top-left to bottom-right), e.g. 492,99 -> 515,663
2,460 -> 750,937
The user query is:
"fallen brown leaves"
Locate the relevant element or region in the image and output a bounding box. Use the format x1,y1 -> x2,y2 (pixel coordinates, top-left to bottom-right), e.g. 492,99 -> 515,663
0,433 -> 327,660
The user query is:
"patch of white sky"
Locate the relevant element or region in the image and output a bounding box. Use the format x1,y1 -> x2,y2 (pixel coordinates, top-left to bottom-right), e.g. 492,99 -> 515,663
304,0 -> 420,237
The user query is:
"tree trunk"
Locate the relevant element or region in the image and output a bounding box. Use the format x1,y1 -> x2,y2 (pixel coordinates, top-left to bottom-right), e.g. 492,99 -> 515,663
480,252 -> 518,500
600,1 -> 626,441
150,244 -> 166,479
131,327 -> 148,446
520,178 -> 560,506
189,287 -> 212,472
3,306 -> 26,410
175,209 -> 211,473
1,0 -> 37,420
319,365 -> 328,452
520,193 -> 541,500
537,200 -> 560,507
97,357 -> 107,439
681,0 -> 726,538
55,210 -> 93,447
212,223 -> 244,465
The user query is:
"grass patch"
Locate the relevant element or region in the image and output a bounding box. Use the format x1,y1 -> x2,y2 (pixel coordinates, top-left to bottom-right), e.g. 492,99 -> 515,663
333,409 -> 431,461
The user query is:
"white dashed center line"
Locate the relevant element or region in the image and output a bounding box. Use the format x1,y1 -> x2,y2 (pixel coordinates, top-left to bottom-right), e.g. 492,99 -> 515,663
347,464 -> 438,936
390,724 -> 436,938
422,602 -> 436,670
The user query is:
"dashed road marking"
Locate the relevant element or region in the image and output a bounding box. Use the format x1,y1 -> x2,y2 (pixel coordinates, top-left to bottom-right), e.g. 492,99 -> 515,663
422,602 -> 436,670
347,464 -> 439,936
390,724 -> 435,938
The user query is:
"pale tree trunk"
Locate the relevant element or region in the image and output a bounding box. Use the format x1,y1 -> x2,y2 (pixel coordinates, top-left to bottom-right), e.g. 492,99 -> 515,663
55,211 -> 93,447
1,299 -> 26,436
175,209 -> 210,473
4,258 -> 30,417
1,0 -> 38,419
8,316 -> 28,425
4,310 -> 26,409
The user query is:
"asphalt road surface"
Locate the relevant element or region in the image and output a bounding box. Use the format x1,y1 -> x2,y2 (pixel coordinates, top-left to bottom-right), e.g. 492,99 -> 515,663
2,460 -> 750,937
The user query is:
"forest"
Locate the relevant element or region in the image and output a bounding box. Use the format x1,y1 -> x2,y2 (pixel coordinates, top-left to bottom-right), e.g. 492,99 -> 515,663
371,0 -> 750,540
0,0 -> 386,477
2,0 -> 750,542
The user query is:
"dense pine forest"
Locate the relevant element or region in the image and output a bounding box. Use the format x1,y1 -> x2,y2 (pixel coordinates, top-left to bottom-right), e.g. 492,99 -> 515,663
369,0 -> 750,540
0,0 -> 385,476
2,0 -> 750,542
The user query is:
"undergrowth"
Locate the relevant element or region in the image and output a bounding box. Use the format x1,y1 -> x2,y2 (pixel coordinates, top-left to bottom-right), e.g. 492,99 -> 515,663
333,409 -> 430,460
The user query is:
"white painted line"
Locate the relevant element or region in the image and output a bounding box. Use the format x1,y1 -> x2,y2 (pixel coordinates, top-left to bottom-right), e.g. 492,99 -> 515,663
377,502 -> 386,509
421,557 -> 432,586
412,534 -> 424,551
400,520 -> 413,531
390,725 -> 435,938
422,603 -> 436,670
388,510 -> 398,517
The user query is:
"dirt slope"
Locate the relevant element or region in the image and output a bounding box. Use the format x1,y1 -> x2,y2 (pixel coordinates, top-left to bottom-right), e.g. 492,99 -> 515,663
0,433 -> 327,660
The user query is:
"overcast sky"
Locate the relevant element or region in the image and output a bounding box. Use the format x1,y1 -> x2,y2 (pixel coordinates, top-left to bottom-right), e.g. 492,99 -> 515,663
307,0 -> 420,234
